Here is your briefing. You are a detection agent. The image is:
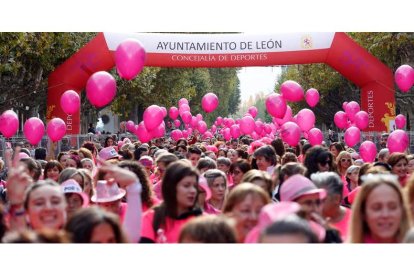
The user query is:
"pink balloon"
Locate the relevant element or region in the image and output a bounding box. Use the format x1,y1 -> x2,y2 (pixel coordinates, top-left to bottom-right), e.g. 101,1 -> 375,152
196,114 -> 203,121
226,118 -> 235,128
345,101 -> 360,122
344,127 -> 361,148
46,118 -> 66,142
24,117 -> 45,145
174,119 -> 181,128
359,141 -> 377,163
201,92 -> 219,113
387,130 -> 409,153
86,71 -> 116,107
264,124 -> 272,134
342,102 -> 348,111
255,120 -> 264,134
275,105 -> 292,125
190,116 -> 198,128
248,106 -> 258,118
395,64 -> 414,92
169,107 -> 179,120
211,125 -> 217,133
182,130 -> 189,139
0,110 -> 19,138
230,124 -> 241,139
305,88 -> 320,107
171,129 -> 183,141
143,105 -> 164,131
179,104 -> 191,116
334,111 -> 348,129
216,117 -> 223,126
296,109 -> 315,132
308,128 -> 324,146
149,121 -> 165,138
135,122 -> 152,143
203,131 -> 213,139
178,98 -> 189,106
354,111 -> 369,130
115,39 -> 146,80
395,114 -> 406,129
223,128 -> 231,141
281,122 -> 301,147
280,80 -> 304,102
60,90 -> 80,115
197,121 -> 208,134
126,120 -> 135,132
181,111 -> 192,124
240,116 -> 255,135
160,107 -> 167,118
266,93 -> 287,119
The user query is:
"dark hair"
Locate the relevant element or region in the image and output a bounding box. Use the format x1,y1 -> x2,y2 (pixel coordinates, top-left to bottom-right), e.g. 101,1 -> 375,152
229,159 -> 251,174
118,149 -> 133,160
134,146 -> 149,161
275,162 -> 308,201
304,146 -> 334,178
196,157 -> 217,171
118,160 -> 156,208
65,207 -> 127,243
34,147 -> 47,160
43,160 -> 63,180
175,145 -> 187,153
153,160 -> 200,232
388,153 -> 408,168
57,152 -> 69,163
301,143 -> 312,156
329,142 -> 345,153
81,141 -> 97,155
281,152 -> 298,165
260,214 -> 319,243
253,145 -> 277,166
187,146 -> 202,157
104,136 -> 115,147
271,138 -> 285,157
176,138 -> 188,147
235,148 -> 248,160
20,158 -> 42,181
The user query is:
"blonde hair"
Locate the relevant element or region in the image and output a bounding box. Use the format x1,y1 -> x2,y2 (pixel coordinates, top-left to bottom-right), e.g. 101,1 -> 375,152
349,175 -> 412,243
223,182 -> 271,213
336,151 -> 353,175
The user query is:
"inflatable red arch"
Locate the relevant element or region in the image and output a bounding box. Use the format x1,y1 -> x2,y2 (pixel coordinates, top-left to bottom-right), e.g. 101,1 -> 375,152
47,32 -> 395,134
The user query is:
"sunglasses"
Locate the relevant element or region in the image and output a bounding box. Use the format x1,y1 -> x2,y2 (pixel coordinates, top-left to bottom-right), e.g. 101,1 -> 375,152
341,159 -> 352,163
318,160 -> 331,166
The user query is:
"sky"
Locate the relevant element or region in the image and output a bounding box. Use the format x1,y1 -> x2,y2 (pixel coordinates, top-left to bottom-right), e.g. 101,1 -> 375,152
238,66 -> 281,102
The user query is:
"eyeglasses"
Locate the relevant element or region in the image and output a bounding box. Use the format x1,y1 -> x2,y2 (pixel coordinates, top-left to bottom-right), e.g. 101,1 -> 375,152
341,159 -> 352,163
318,160 -> 331,166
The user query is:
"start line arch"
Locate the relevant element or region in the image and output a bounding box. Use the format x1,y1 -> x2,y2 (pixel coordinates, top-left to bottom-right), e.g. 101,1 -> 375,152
47,32 -> 395,134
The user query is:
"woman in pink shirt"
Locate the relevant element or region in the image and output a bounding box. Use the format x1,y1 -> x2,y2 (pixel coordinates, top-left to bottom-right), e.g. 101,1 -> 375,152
349,174 -> 411,243
140,160 -> 203,243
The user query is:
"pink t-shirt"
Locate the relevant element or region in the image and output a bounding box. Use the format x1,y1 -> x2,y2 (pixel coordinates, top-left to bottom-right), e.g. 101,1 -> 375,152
331,207 -> 352,241
153,180 -> 163,200
142,197 -> 161,213
341,175 -> 349,199
203,203 -> 221,215
140,209 -> 198,243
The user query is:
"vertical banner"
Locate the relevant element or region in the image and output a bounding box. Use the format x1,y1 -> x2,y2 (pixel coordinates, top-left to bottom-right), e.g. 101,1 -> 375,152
361,82 -> 395,132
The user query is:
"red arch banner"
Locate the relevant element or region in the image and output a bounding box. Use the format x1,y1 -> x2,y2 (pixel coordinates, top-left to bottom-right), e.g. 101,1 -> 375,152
47,32 -> 395,134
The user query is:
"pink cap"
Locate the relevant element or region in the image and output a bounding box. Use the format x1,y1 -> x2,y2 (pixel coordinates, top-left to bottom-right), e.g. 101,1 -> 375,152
244,202 -> 302,243
98,147 -> 119,161
18,152 -> 30,159
91,180 -> 126,203
280,174 -> 327,202
61,179 -> 89,207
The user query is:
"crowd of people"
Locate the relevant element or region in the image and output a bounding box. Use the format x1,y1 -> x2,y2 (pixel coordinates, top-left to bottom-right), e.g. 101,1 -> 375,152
0,131 -> 414,244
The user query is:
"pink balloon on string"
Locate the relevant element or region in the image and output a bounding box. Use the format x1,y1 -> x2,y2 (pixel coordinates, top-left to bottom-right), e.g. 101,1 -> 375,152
211,125 -> 217,133
223,128 -> 231,141
255,120 -> 264,134
296,109 -> 315,132
171,129 -> 183,141
174,119 -> 181,128
354,111 -> 369,130
334,111 -> 348,129
143,105 -> 164,131
308,128 -> 324,146
275,106 -> 292,125
345,101 -> 360,122
240,116 -> 255,134
305,88 -> 320,107
280,80 -> 304,102
135,122 -> 152,143
179,104 -> 191,116
47,118 -> 66,142
182,130 -> 189,139
266,93 -> 287,119
342,102 -> 348,111
160,107 -> 167,118
230,124 -> 241,139
281,122 -> 301,147
169,107 -> 179,120
248,106 -> 258,118
359,141 -> 377,163
395,64 -> 414,92
216,117 -> 223,126
149,121 -> 165,138
387,130 -> 409,153
395,114 -> 406,129
24,117 -> 45,145
86,71 -> 116,107
126,120 -> 135,132
0,110 -> 19,138
60,90 -> 80,115
344,127 -> 361,148
115,39 -> 146,80
197,121 -> 208,134
178,98 -> 189,106
181,111 -> 192,124
201,92 -> 219,113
